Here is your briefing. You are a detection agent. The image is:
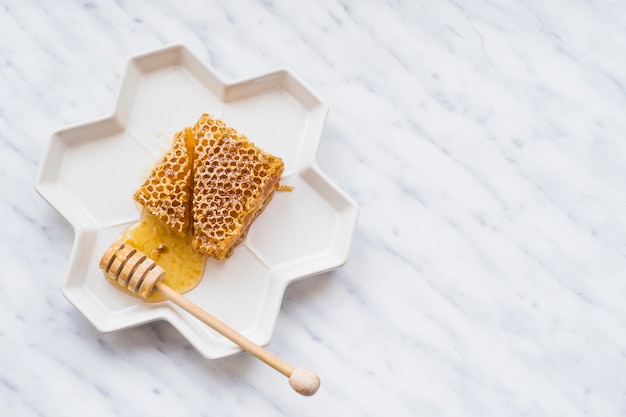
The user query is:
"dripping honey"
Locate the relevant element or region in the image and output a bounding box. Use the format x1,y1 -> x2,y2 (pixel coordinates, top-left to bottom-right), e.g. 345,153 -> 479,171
117,212 -> 205,302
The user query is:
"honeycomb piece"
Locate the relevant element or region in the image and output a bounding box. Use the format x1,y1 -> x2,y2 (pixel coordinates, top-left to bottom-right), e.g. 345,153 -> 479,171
191,113 -> 284,259
133,128 -> 195,236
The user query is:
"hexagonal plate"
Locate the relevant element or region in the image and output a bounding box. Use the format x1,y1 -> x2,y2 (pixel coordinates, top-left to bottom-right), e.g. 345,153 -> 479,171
35,45 -> 358,359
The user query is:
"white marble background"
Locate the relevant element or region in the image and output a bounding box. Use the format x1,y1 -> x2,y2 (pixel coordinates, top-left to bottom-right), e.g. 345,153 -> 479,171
2,0 -> 626,415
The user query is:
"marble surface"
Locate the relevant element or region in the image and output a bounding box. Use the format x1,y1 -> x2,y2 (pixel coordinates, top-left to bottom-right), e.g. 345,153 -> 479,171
2,0 -> 626,415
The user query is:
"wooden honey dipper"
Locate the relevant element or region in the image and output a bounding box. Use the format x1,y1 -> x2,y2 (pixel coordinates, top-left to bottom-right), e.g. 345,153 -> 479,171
99,240 -> 320,396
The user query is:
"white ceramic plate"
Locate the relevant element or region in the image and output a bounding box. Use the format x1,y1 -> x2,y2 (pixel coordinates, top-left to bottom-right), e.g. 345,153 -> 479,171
36,45 -> 358,359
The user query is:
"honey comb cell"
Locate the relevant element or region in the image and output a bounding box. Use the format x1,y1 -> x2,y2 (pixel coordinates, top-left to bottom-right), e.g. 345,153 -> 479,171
191,114 -> 284,259
133,128 -> 193,236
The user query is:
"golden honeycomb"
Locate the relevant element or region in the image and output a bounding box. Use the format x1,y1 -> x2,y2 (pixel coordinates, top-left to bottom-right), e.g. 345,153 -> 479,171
132,114 -> 284,260
133,128 -> 194,236
191,113 -> 284,259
